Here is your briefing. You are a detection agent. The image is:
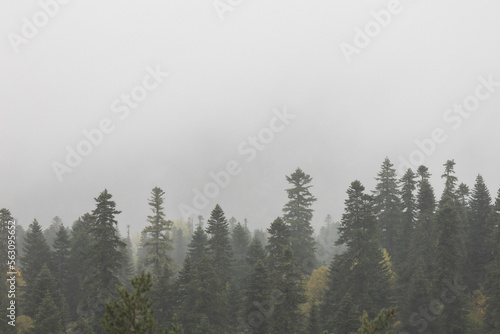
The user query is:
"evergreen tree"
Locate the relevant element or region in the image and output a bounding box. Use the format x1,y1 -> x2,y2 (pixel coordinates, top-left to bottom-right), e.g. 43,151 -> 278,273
308,303 -> 321,334
79,190 -> 125,332
331,292 -> 359,334
270,246 -> 305,334
173,255 -> 192,317
179,256 -> 228,334
205,204 -> 232,285
321,181 -> 393,331
21,219 -> 52,287
119,233 -> 135,288
401,256 -> 433,333
397,168 -> 417,268
407,165 -> 437,279
30,264 -> 66,331
484,188 -> 500,332
142,187 -> 173,280
230,222 -> 251,325
283,168 -> 318,275
172,226 -> 188,268
44,216 -> 63,251
246,235 -> 267,269
187,224 -> 208,266
266,217 -> 290,273
53,224 -> 71,299
465,175 -> 494,290
373,158 -> 401,262
433,160 -> 466,334
33,292 -> 63,334
68,214 -> 93,320
243,259 -> 271,334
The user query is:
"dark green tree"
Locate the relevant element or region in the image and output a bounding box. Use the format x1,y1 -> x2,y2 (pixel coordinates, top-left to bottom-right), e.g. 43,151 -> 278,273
205,204 -> 232,286
246,235 -> 267,269
79,189 -> 125,332
465,175 -> 494,290
33,291 -> 64,334
142,187 -> 173,280
484,188 -> 500,332
322,181 -> 393,331
230,222 -> 251,325
44,216 -> 62,251
308,303 -> 321,334
373,158 -> 401,262
433,160 -> 466,334
21,219 -> 52,287
68,214 -> 93,320
269,245 -> 305,334
187,224 -> 208,266
53,224 -> 71,299
242,259 -> 271,334
283,168 -> 318,275
266,217 -> 290,273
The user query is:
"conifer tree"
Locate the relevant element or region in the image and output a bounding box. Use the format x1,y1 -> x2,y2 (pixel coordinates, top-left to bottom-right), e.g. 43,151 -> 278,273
465,175 -> 494,290
21,219 -> 52,287
0,208 -> 14,270
179,256 -> 228,334
266,217 -> 290,273
484,188 -> 500,332
205,204 -> 232,285
68,214 -> 93,320
44,216 -> 62,251
246,235 -> 267,268
373,158 -> 401,262
79,189 -> 124,332
142,187 -> 173,280
188,224 -> 208,266
322,181 -> 393,331
243,259 -> 271,334
33,292 -> 63,334
397,168 -> 417,268
230,222 -> 251,325
270,245 -> 305,334
283,168 -> 317,275
53,224 -> 71,300
433,160 -> 466,334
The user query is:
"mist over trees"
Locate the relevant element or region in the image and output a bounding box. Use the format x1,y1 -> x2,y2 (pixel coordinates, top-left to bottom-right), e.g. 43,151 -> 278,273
2,160 -> 500,333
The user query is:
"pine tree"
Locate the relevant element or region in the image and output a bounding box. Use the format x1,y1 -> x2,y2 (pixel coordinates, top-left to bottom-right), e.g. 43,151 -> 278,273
322,181 -> 393,331
21,219 -> 52,287
465,175 -> 494,290
230,222 -> 251,326
179,256 -> 228,334
331,292 -> 359,334
53,224 -> 71,300
484,188 -> 500,332
397,168 -> 417,269
266,217 -> 290,273
246,235 -> 267,269
68,214 -> 93,320
79,189 -> 125,332
283,168 -> 318,275
172,226 -> 188,267
187,224 -> 208,266
407,165 -> 437,279
205,204 -> 232,286
269,246 -> 305,334
21,219 -> 53,318
401,256 -> 433,333
102,272 -> 157,334
44,216 -> 63,251
433,160 -> 466,334
243,259 -> 271,334
33,292 -> 63,334
30,264 -> 66,332
308,303 -> 321,334
142,187 -> 173,280
373,158 -> 401,263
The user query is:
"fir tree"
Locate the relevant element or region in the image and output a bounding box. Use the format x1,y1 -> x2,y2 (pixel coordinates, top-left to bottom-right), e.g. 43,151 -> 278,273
246,235 -> 267,269
266,217 -> 290,273
270,246 -> 305,334
33,292 -> 63,334
53,224 -> 71,300
142,187 -> 173,280
21,219 -> 52,287
230,222 -> 251,326
205,204 -> 232,285
243,259 -> 271,334
283,168 -> 318,275
187,224 -> 208,266
79,190 -> 125,332
0,208 -> 14,270
44,216 -> 62,251
373,158 -> 401,263
465,175 -> 494,290
433,160 -> 466,334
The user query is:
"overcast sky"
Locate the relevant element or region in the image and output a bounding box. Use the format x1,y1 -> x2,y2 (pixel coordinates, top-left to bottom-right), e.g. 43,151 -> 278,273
2,0 -> 500,236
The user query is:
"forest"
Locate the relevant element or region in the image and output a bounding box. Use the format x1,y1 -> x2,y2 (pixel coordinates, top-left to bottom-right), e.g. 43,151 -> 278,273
1,158 -> 500,334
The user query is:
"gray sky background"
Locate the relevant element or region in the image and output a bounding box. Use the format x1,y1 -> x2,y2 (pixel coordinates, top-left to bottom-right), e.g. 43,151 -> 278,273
1,0 -> 500,236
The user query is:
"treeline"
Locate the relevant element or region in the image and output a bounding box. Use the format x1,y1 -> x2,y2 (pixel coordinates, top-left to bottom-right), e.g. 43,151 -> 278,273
1,159 -> 500,333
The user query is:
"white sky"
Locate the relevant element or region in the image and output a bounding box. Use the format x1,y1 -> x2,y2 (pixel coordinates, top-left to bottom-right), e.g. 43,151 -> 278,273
1,0 -> 500,235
